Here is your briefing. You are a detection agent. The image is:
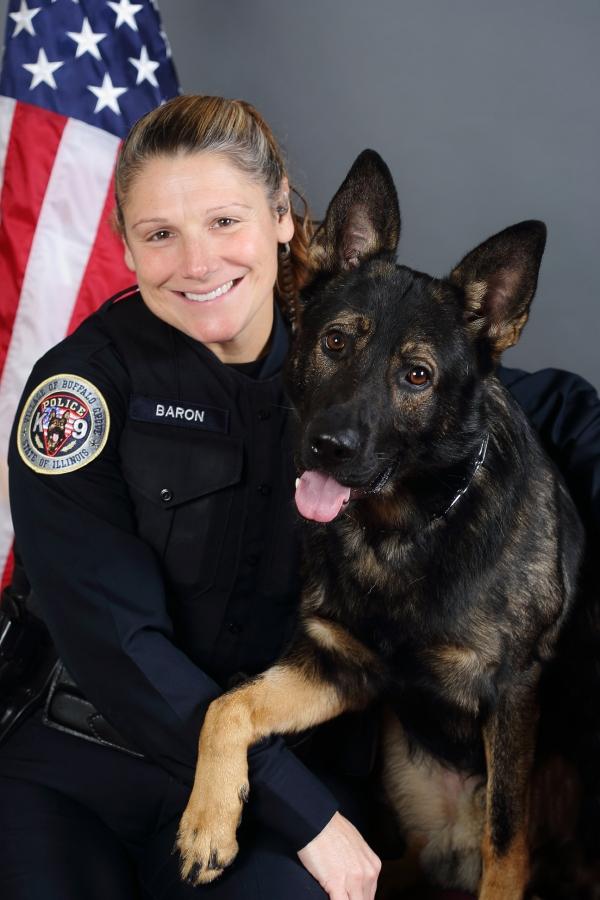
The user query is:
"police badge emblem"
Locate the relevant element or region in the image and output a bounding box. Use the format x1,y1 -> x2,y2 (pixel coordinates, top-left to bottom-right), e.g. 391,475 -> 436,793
17,374 -> 110,474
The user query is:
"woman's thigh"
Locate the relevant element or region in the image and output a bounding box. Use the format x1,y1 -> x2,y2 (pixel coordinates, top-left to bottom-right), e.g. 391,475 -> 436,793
140,813 -> 327,900
140,762 -> 373,899
0,774 -> 326,900
0,776 -> 140,900
0,717 -> 367,899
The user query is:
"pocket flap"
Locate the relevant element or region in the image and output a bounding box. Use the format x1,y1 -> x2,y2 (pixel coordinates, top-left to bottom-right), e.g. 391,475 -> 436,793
121,427 -> 243,507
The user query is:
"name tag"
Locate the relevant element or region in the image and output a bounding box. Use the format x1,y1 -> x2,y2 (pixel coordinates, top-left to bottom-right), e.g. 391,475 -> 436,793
129,395 -> 229,433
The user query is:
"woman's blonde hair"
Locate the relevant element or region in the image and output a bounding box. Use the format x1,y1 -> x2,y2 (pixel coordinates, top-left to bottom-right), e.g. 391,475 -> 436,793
115,95 -> 313,325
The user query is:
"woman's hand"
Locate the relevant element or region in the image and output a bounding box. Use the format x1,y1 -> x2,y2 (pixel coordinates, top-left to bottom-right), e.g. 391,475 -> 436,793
297,811 -> 381,899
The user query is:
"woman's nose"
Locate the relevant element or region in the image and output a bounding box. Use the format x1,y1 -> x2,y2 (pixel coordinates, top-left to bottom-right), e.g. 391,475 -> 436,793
180,237 -> 217,279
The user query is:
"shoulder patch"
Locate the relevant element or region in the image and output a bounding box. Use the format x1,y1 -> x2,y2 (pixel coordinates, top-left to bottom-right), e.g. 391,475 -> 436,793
17,374 -> 110,475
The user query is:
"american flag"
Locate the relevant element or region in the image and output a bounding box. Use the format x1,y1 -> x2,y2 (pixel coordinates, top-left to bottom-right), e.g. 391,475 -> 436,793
0,0 -> 180,582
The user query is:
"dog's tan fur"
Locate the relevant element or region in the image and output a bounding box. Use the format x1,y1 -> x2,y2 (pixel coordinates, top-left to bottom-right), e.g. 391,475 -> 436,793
177,637 -> 373,883
304,615 -> 380,667
381,707 -> 486,892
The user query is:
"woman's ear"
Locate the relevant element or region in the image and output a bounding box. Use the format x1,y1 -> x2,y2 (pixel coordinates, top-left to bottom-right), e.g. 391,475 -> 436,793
275,177 -> 295,243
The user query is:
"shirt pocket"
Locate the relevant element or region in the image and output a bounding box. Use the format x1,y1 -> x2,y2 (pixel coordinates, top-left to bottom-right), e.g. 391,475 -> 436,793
121,425 -> 243,593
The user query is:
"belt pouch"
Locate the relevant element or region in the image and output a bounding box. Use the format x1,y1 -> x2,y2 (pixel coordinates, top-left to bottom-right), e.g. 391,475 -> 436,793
0,594 -> 57,744
42,662 -> 144,758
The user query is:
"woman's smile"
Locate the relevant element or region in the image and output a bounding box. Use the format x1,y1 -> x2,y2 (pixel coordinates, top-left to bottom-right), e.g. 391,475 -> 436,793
180,278 -> 240,303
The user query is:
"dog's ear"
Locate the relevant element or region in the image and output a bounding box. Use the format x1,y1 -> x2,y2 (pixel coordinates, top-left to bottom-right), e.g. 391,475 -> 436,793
310,150 -> 401,273
450,220 -> 546,355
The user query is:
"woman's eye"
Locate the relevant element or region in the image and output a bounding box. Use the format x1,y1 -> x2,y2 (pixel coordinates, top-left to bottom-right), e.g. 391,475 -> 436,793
406,366 -> 431,387
149,230 -> 172,242
323,331 -> 346,352
212,217 -> 236,229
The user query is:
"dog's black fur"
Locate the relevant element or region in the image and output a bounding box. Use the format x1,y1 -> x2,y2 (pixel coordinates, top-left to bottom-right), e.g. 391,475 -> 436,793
178,151 -> 590,898
284,150 -> 587,896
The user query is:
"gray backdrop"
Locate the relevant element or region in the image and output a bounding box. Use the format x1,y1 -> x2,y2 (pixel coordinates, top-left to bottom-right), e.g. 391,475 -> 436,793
3,0 -> 599,387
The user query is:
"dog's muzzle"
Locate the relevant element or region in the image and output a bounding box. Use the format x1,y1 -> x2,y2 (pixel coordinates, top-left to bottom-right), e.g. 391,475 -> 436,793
294,451 -> 399,524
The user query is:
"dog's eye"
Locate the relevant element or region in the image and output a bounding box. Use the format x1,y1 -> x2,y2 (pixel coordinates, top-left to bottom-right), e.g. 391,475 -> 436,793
323,331 -> 346,353
406,367 -> 430,386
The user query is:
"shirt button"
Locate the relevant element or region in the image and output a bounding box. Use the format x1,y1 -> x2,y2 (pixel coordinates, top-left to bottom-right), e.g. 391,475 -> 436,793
227,621 -> 242,635
257,483 -> 271,497
257,408 -> 271,421
160,488 -> 173,502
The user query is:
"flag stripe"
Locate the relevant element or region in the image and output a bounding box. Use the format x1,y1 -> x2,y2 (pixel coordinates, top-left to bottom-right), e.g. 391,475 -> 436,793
1,547 -> 13,590
67,165 -> 134,334
0,96 -> 16,188
0,100 -> 67,377
0,116 -> 120,572
0,97 -> 16,589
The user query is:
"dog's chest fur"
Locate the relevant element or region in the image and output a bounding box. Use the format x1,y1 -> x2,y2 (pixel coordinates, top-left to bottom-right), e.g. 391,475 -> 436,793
298,384 -> 576,771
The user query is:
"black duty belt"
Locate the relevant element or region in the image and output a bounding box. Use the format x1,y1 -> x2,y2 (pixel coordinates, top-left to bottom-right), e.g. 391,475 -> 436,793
0,580 -> 58,745
43,662 -> 144,759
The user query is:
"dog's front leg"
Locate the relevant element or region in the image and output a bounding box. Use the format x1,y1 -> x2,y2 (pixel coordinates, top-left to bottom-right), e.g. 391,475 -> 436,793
177,623 -> 379,885
479,675 -> 540,900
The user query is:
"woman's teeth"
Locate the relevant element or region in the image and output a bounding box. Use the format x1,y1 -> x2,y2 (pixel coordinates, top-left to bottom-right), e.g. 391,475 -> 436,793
184,280 -> 235,302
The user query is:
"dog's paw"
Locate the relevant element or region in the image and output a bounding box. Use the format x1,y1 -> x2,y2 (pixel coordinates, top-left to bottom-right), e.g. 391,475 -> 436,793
176,822 -> 238,885
176,787 -> 247,885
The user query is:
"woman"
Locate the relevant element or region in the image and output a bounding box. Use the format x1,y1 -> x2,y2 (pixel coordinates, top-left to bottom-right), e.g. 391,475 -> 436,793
0,95 -> 380,900
1,95 -> 599,900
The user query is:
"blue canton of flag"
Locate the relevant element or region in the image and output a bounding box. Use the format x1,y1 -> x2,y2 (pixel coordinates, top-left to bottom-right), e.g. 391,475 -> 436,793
0,0 -> 180,138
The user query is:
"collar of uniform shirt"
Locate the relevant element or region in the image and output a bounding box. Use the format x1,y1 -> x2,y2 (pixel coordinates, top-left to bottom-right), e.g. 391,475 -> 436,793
178,302 -> 289,382
256,303 -> 289,381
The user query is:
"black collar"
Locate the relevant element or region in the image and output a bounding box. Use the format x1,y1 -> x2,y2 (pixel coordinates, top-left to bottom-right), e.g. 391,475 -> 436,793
432,432 -> 489,523
364,433 -> 490,537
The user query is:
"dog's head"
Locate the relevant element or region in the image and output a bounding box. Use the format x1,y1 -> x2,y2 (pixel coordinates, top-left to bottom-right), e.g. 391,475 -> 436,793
288,150 -> 546,524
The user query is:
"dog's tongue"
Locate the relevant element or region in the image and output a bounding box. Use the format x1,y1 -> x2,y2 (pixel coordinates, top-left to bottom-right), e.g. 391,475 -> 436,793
295,470 -> 351,522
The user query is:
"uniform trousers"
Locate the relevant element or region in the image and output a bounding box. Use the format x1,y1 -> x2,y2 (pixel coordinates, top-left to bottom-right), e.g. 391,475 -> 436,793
0,712 -> 366,900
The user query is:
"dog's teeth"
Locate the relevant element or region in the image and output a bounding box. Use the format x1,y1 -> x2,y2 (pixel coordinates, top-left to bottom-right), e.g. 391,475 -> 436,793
295,478 -> 300,489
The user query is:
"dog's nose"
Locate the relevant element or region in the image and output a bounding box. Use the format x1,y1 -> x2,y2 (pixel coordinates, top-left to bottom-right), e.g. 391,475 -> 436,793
310,429 -> 360,465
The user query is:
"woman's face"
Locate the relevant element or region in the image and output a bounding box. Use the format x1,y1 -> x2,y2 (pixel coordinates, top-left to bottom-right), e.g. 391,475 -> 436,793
122,152 -> 294,363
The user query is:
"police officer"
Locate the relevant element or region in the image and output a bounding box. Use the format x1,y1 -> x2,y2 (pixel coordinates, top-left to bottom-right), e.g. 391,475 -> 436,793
1,95 -> 600,900
0,95 -> 381,900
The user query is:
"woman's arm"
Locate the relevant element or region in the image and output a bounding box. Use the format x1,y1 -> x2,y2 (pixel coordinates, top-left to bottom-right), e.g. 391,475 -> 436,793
9,351 -> 339,852
499,366 -> 600,536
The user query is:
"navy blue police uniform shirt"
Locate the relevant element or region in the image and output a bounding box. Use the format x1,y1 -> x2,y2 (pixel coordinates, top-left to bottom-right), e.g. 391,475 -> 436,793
8,292 -> 339,852
8,290 -> 600,850
498,366 -> 600,540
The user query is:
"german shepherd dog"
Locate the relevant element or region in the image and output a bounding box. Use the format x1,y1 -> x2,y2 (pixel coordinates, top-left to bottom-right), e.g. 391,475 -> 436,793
176,151 -> 586,897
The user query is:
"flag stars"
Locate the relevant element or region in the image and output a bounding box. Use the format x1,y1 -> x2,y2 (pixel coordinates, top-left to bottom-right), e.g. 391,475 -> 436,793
87,73 -> 128,115
108,0 -> 144,32
129,45 -> 160,87
67,18 -> 107,60
10,0 -> 41,37
22,47 -> 64,90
